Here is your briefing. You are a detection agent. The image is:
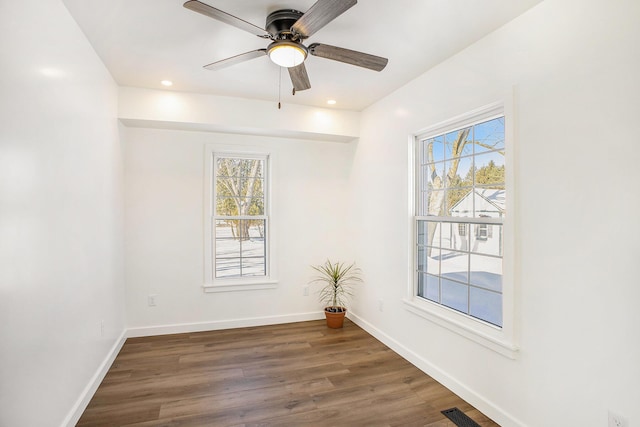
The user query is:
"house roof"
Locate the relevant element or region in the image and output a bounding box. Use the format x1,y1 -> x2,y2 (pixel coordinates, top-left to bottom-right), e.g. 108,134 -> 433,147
449,188 -> 505,215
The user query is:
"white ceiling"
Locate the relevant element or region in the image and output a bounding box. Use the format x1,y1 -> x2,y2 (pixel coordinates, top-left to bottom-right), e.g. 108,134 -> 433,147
61,0 -> 541,111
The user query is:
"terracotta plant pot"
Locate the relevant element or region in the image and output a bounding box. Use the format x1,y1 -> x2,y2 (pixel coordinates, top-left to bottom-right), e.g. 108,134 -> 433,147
324,307 -> 347,329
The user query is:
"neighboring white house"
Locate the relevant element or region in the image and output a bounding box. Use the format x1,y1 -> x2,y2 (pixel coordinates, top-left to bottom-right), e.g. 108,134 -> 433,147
449,188 -> 505,218
446,188 -> 505,256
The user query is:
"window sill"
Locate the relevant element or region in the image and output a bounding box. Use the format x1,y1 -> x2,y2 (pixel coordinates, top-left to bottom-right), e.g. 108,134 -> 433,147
403,297 -> 519,359
203,280 -> 278,293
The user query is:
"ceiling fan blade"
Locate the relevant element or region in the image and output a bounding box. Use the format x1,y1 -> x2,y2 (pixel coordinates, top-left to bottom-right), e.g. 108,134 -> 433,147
292,0 -> 357,38
203,49 -> 267,71
183,1 -> 270,38
309,43 -> 388,71
288,63 -> 311,91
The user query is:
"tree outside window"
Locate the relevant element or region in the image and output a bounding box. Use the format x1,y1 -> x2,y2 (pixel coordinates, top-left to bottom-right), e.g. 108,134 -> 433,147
416,116 -> 505,327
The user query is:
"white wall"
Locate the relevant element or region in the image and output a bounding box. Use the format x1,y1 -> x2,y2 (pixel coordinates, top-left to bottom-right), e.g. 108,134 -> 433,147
124,127 -> 355,333
0,1 -> 125,426
348,0 -> 640,426
118,87 -> 361,143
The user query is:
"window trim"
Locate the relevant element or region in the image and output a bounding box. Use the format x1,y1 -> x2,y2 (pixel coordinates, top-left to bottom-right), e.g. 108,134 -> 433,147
405,100 -> 518,359
203,145 -> 277,293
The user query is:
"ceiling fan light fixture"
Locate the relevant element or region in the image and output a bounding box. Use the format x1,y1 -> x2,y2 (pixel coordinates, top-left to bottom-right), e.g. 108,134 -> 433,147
267,41 -> 308,68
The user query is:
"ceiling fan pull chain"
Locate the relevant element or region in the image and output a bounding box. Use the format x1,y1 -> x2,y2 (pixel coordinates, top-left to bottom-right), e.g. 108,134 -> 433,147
278,66 -> 282,109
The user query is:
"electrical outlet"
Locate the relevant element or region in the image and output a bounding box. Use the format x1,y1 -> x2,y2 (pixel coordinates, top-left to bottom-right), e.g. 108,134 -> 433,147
303,286 -> 309,296
148,294 -> 158,307
378,298 -> 384,312
608,410 -> 628,427
100,320 -> 105,337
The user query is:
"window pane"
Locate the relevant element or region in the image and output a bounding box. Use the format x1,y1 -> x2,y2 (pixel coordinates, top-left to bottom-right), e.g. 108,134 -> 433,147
418,272 -> 426,296
417,246 -> 428,272
420,165 -> 429,191
447,188 -> 473,218
215,219 -> 241,279
247,220 -> 265,239
417,220 -> 428,246
248,197 -> 265,216
418,221 -> 440,249
473,117 -> 505,154
425,274 -> 440,302
474,187 -> 505,218
473,152 -> 505,187
243,223 -> 265,257
419,190 -> 429,216
425,247 -> 440,276
471,224 -> 502,256
215,220 -> 240,258
418,273 -> 440,302
440,222 -> 469,251
241,177 -> 264,204
242,257 -> 265,276
216,193 -> 264,216
426,189 -> 445,216
217,158 -> 264,179
470,287 -> 502,327
445,127 -> 472,159
216,258 -> 241,278
426,162 -> 445,188
421,139 -> 430,164
448,192 -> 474,217
446,143 -> 474,213
425,136 -> 445,163
440,249 -> 469,284
446,187 -> 471,215
441,279 -> 468,313
469,254 -> 502,292
424,221 -> 440,247
439,222 -> 453,249
445,156 -> 473,188
215,195 -> 239,216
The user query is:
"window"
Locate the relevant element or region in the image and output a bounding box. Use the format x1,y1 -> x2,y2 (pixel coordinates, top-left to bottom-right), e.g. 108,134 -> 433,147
204,148 -> 276,292
415,109 -> 506,327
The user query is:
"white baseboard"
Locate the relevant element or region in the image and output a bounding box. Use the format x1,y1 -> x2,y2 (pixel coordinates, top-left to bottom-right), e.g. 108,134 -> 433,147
127,311 -> 325,338
347,311 -> 525,427
68,312 -> 522,427
62,329 -> 127,427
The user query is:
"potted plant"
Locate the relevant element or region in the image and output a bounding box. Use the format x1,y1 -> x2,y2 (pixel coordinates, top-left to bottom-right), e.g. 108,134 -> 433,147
310,260 -> 362,329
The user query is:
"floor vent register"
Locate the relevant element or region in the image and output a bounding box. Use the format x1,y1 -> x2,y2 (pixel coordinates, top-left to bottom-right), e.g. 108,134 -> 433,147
441,407 -> 482,427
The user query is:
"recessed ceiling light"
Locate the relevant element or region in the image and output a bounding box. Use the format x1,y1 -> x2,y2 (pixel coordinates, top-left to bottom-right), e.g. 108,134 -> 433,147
40,67 -> 65,78
161,80 -> 173,87
327,99 -> 337,105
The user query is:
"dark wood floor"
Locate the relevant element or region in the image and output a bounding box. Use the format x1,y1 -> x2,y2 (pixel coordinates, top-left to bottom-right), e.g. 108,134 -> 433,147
78,319 -> 498,426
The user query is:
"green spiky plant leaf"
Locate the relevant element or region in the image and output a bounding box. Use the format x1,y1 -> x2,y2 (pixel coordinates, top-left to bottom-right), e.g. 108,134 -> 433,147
310,260 -> 363,311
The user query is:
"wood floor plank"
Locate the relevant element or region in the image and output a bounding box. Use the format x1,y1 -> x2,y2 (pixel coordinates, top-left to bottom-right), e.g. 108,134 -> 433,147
77,319 -> 498,427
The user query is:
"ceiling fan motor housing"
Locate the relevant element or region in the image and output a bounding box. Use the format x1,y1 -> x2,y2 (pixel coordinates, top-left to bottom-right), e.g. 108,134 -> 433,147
266,9 -> 304,39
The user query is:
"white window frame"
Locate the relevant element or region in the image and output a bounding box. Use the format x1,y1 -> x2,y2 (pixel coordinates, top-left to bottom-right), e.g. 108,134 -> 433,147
404,101 -> 518,359
203,145 -> 277,293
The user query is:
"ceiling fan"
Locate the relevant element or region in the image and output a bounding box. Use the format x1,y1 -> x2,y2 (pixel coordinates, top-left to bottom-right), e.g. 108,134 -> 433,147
183,0 -> 388,93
